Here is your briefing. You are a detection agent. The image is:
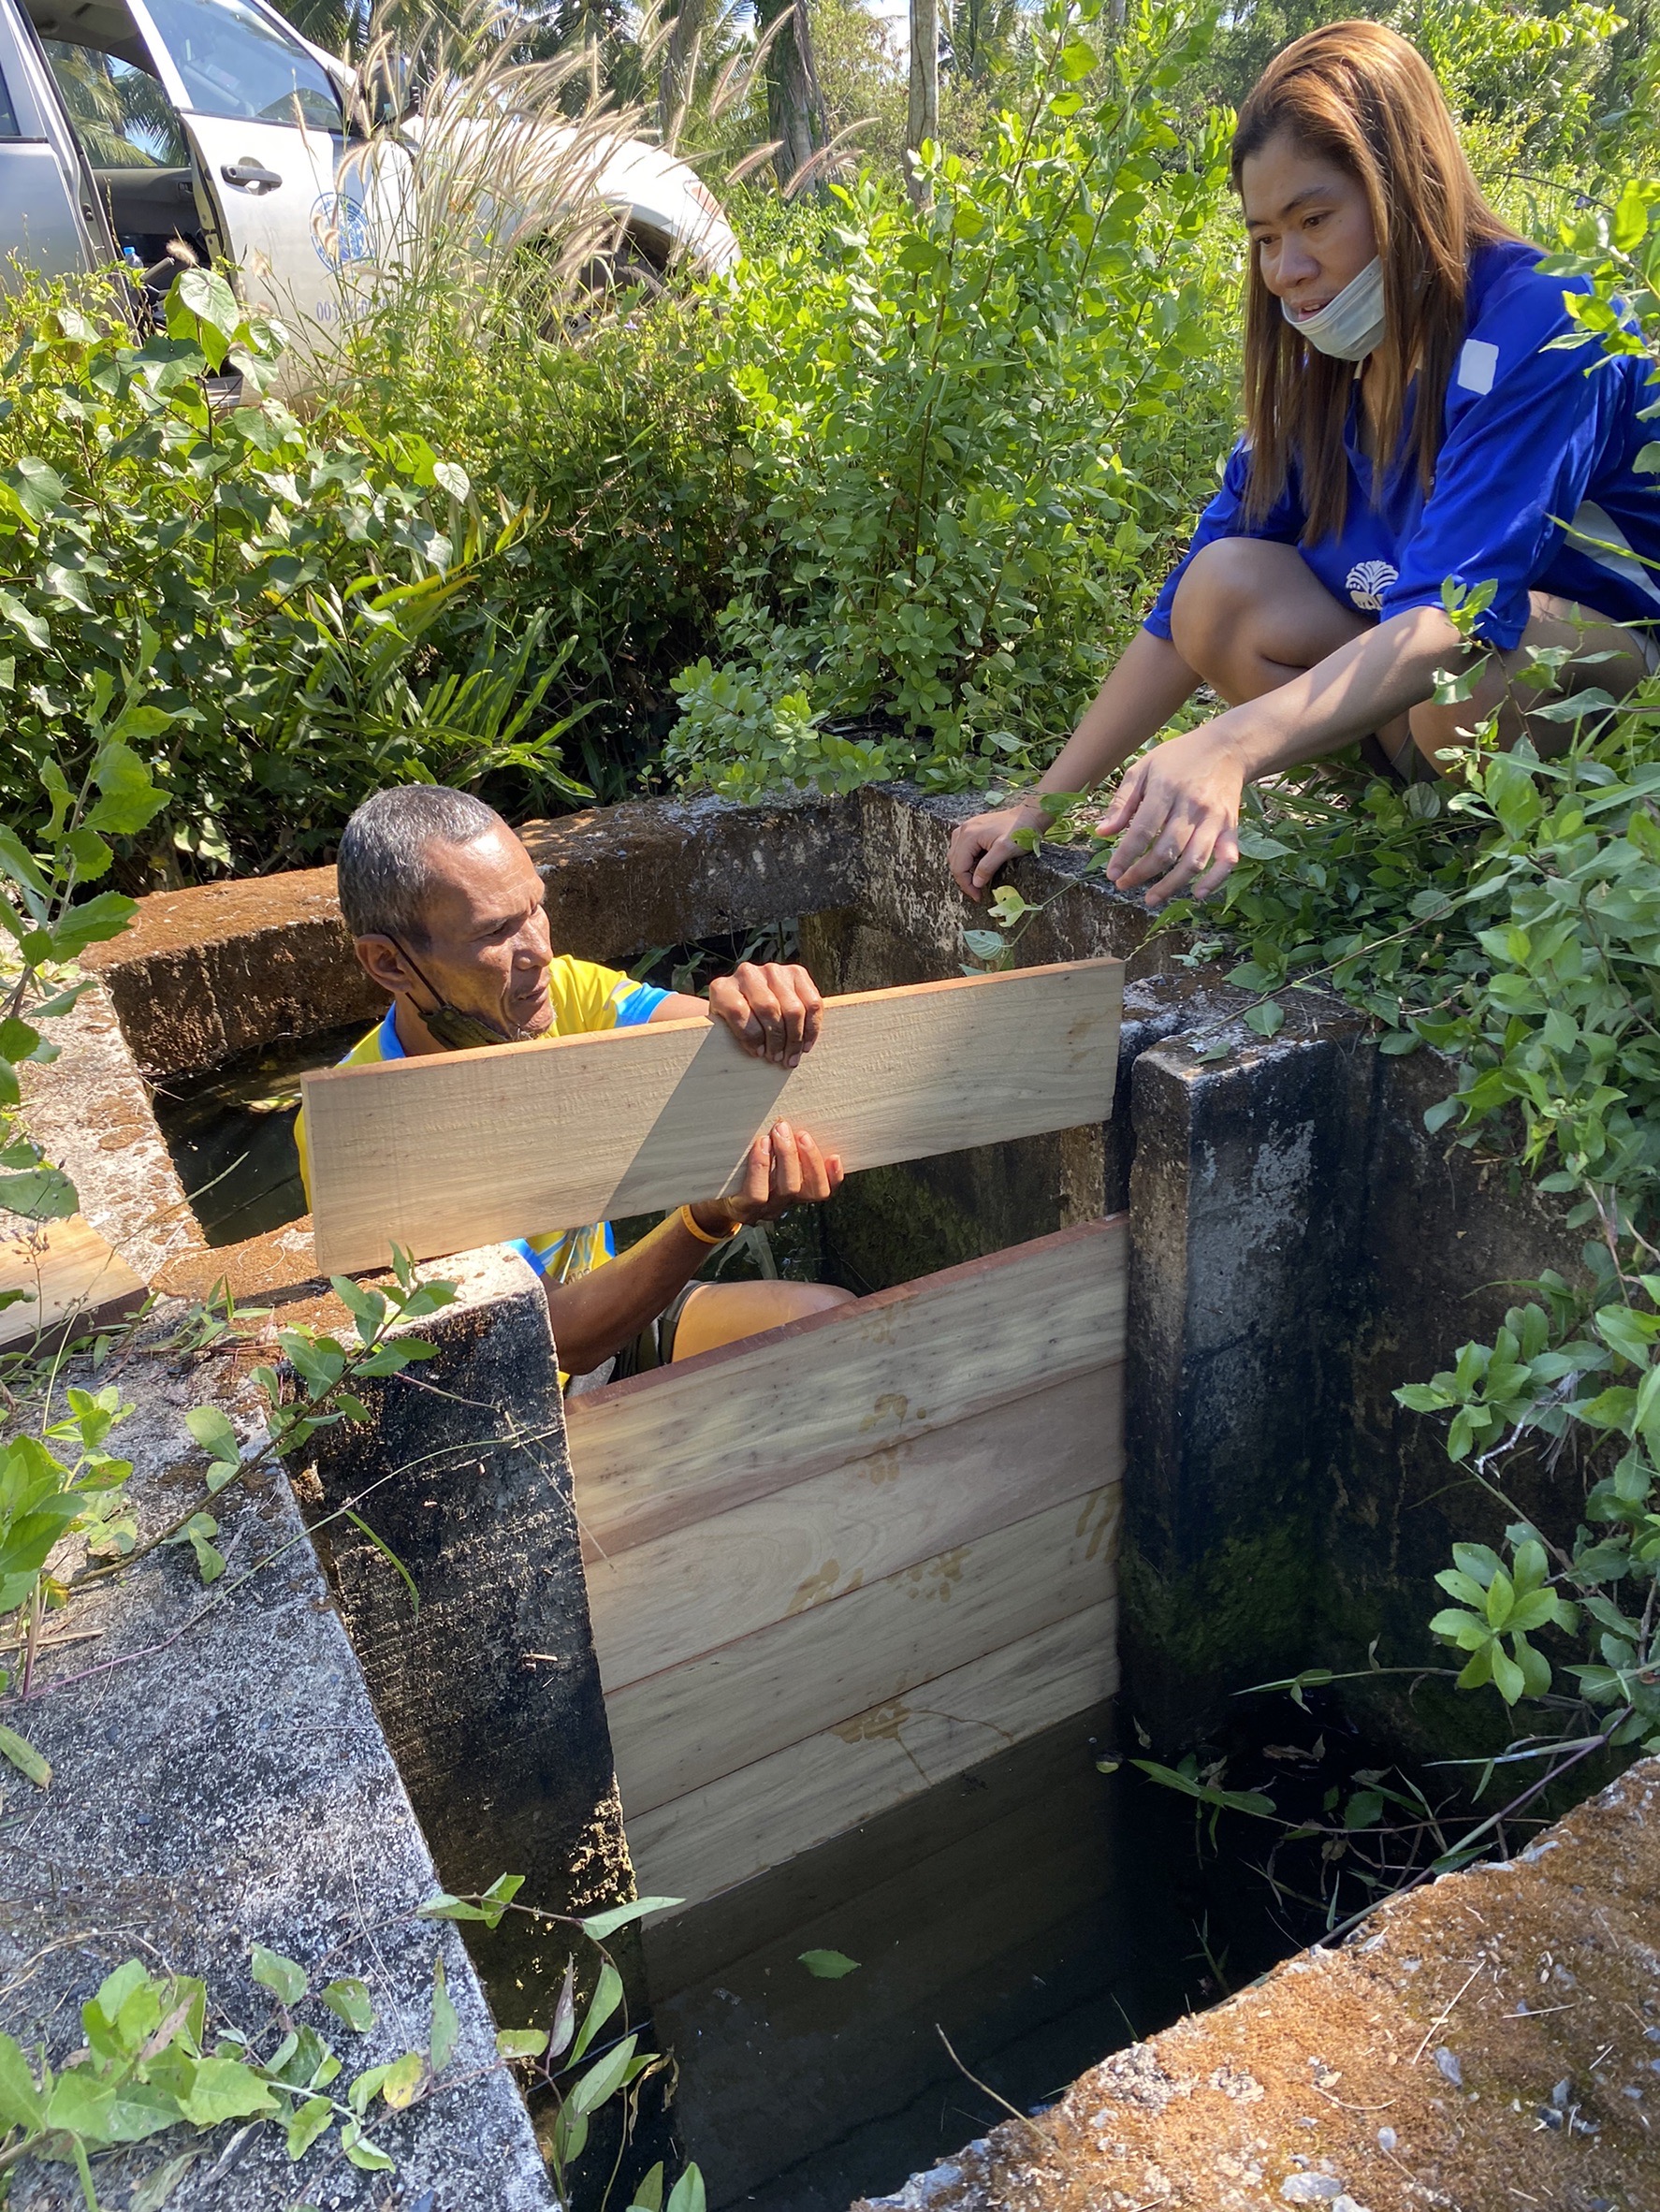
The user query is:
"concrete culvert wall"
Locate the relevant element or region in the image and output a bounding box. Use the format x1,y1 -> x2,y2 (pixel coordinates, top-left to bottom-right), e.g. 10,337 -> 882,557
4,782 -> 1645,2210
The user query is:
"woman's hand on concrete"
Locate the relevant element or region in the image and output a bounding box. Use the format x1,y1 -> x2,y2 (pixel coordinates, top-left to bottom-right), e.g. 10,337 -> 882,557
1096,730 -> 1245,910
948,800 -> 1052,901
706,962 -> 823,1068
691,1122 -> 844,1234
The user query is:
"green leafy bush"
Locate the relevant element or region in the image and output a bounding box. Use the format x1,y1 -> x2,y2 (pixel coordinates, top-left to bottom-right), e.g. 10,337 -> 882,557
0,679 -> 165,1224
1198,0 -> 1632,186
665,596 -> 900,793
324,282 -> 760,803
0,269 -> 587,880
663,0 -> 1236,798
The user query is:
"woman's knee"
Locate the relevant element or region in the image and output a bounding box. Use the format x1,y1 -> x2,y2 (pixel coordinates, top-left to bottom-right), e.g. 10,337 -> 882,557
1169,538 -> 1360,691
1520,593 -> 1656,693
1406,597 -> 1654,771
1167,538 -> 1271,668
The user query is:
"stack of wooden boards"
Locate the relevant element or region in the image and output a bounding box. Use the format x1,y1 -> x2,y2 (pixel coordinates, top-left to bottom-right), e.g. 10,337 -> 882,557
566,1219 -> 1125,1908
302,957 -> 1127,1910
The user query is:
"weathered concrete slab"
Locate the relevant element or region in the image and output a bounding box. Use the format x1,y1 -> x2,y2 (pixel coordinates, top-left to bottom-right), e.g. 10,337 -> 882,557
14,977 -> 201,1284
519,791 -> 865,964
851,786 -> 1166,982
857,1754 -> 1660,2212
0,1301 -> 556,2210
83,866 -> 383,1079
300,1247 -> 633,2023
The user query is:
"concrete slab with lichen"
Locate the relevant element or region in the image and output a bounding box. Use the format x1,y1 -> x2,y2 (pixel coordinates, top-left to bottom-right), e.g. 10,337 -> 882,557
0,1263 -> 561,2209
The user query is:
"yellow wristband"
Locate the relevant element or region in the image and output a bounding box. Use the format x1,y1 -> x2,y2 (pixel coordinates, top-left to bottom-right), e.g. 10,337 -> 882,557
677,1202 -> 735,1246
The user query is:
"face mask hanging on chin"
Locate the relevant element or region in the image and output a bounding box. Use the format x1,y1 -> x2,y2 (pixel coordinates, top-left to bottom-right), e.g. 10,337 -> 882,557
421,1002 -> 531,1053
1282,255 -> 1386,362
391,939 -> 546,1052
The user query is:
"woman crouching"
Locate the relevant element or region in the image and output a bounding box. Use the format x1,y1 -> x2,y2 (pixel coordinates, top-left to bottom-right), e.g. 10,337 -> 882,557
950,21 -> 1660,911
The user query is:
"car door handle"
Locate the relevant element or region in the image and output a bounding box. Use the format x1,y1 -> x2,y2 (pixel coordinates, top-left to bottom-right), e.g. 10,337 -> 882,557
221,159 -> 283,192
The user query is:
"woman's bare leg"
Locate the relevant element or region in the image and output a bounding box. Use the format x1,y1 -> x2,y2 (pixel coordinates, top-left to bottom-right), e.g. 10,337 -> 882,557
1406,593 -> 1657,770
1171,547 -> 1655,779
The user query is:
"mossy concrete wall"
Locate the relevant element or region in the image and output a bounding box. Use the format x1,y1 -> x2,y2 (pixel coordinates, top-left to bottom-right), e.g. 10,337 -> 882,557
300,1252 -> 632,2027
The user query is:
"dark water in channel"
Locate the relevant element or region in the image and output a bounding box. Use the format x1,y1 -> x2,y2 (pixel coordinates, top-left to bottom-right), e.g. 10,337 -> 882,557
149,1021 -> 375,1245
640,1709 -> 1303,2212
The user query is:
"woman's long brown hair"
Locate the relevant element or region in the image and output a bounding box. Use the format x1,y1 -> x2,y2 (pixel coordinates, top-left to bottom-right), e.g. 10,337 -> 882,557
1232,22 -> 1516,540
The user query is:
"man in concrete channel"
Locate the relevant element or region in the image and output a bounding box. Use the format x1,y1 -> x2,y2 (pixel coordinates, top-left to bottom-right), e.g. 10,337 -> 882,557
296,784 -> 854,1385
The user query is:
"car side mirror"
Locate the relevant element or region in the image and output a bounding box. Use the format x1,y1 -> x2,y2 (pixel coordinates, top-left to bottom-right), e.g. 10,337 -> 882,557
360,51 -> 415,130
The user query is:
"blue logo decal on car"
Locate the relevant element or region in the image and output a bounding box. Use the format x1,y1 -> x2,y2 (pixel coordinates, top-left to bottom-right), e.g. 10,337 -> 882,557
310,192 -> 374,269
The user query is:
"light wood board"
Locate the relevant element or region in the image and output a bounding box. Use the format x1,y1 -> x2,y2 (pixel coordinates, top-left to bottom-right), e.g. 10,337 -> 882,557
640,1703 -> 1116,2001
568,1216 -> 1127,1556
584,1365 -> 1120,1691
303,959 -> 1123,1273
0,1215 -> 147,1348
605,1484 -> 1121,1814
623,1605 -> 1119,1909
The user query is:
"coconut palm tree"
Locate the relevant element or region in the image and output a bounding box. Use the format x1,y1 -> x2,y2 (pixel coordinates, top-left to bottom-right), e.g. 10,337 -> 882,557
42,40 -> 186,167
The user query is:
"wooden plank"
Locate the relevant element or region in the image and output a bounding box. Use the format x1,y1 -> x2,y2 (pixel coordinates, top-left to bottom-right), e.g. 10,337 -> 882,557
641,1699 -> 1110,2000
0,1215 -> 147,1349
304,959 -> 1123,1273
585,1364 -> 1121,1692
605,1484 -> 1120,1814
623,1605 -> 1119,1909
569,1217 -> 1127,1557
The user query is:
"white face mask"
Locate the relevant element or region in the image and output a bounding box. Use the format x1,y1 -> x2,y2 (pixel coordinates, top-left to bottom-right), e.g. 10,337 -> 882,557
1281,255 -> 1385,361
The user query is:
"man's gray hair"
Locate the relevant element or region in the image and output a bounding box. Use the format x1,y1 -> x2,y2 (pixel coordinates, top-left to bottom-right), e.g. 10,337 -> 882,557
337,785 -> 506,943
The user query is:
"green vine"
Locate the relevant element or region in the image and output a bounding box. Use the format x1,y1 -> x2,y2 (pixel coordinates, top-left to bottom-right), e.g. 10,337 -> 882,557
0,1882 -> 700,2210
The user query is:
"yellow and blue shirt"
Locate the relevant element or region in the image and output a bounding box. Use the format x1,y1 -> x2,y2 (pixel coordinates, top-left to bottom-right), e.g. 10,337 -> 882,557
296,954 -> 667,1281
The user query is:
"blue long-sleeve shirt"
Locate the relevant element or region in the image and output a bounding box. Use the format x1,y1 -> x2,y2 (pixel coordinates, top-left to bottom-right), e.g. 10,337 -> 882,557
1145,237 -> 1660,652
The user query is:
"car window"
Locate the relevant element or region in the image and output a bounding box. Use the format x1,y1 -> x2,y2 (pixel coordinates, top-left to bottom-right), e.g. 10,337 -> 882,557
138,0 -> 341,130
0,60 -> 19,137
42,42 -> 190,167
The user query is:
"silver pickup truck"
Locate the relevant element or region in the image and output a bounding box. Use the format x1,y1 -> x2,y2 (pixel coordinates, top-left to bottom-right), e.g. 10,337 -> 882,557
0,0 -> 738,349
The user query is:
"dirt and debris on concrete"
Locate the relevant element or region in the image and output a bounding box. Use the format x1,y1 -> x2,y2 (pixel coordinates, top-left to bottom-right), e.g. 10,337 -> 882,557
861,1757 -> 1660,2212
84,866 -> 346,967
17,981 -> 200,1285
150,1215 -> 325,1307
